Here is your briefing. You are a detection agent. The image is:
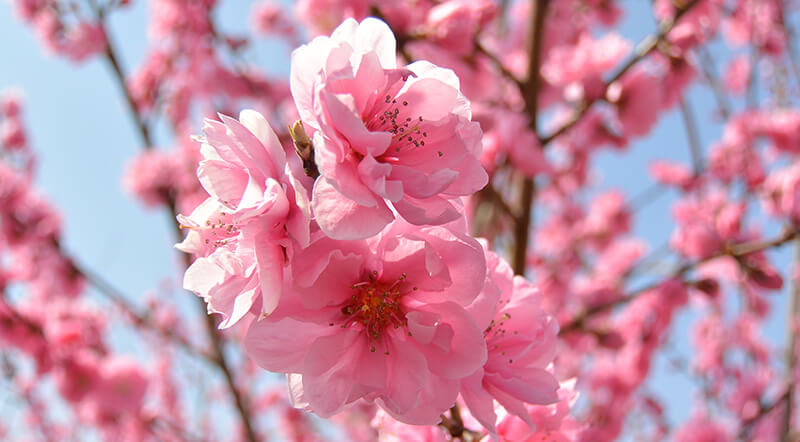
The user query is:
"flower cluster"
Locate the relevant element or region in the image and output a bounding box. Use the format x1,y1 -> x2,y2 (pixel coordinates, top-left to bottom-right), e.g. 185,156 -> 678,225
180,17 -> 562,435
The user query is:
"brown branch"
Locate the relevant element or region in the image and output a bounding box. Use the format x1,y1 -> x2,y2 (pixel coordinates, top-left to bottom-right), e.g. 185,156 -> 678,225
93,7 -> 258,441
560,229 -> 800,335
738,388 -> 791,441
68,255 -> 213,362
0,291 -> 43,337
97,19 -> 154,149
696,46 -> 732,119
781,240 -> 800,440
504,0 -> 702,276
511,0 -> 549,276
778,0 -> 800,88
679,96 -> 703,175
479,182 -> 519,220
439,404 -> 482,441
474,40 -> 525,90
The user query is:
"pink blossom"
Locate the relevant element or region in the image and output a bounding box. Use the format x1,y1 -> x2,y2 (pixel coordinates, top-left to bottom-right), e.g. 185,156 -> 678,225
649,160 -> 695,191
724,0 -> 784,55
94,357 -> 149,416
725,55 -> 750,95
245,220 -> 487,424
542,32 -> 630,100
474,107 -> 551,178
122,136 -> 204,214
606,68 -> 663,138
580,191 -> 631,248
763,162 -> 800,224
179,110 -> 311,326
460,250 -> 560,434
34,15 -> 107,63
673,410 -> 733,442
291,18 -> 488,239
424,1 -> 495,56
53,351 -> 101,403
1,120 -> 27,150
659,55 -> 697,110
654,0 -> 723,50
491,379 -> 583,441
251,2 -> 296,38
293,0 -> 369,36
0,89 -> 22,118
371,408 -> 447,442
148,0 -> 214,41
670,191 -> 743,259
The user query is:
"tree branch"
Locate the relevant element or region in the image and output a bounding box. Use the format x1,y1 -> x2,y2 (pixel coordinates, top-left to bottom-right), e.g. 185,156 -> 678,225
67,255 -> 213,362
679,96 -> 703,175
93,8 -> 258,442
539,0 -> 702,146
560,229 -> 800,335
780,240 -> 800,439
511,0 -> 549,276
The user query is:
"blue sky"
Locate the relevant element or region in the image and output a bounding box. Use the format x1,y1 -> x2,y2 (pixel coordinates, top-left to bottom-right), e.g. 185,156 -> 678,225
0,0 -> 793,438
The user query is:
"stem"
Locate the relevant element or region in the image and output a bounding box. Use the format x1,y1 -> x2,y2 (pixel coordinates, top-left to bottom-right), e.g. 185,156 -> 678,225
98,21 -> 154,149
679,96 -> 703,175
560,229 -> 800,335
696,46 -> 732,119
439,404 -> 481,441
539,0 -> 702,146
781,240 -> 800,440
69,255 -> 213,362
511,0 -> 549,276
739,388 -> 792,440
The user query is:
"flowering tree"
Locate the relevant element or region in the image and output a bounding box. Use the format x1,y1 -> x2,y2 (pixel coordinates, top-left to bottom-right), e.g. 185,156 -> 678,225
2,0 -> 800,440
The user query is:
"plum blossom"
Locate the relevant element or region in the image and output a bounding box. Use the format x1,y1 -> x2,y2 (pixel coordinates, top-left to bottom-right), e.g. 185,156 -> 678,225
294,0 -> 369,36
673,410 -> 733,442
245,220 -> 487,424
371,408 -> 447,442
725,55 -> 750,95
423,1 -> 496,57
649,160 -> 696,191
542,32 -> 631,101
460,249 -> 560,434
291,17 -> 488,239
179,110 -> 311,327
762,162 -> 800,224
491,379 -> 583,441
606,68 -> 664,138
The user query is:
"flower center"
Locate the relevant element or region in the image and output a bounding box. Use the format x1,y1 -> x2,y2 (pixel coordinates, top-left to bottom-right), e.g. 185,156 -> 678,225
339,271 -> 411,352
365,93 -> 430,157
179,212 -> 240,250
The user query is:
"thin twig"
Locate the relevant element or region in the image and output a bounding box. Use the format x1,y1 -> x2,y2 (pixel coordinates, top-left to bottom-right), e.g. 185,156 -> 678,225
781,240 -> 800,440
679,96 -> 703,175
696,46 -> 732,119
539,0 -> 702,145
69,256 -> 213,362
97,18 -> 154,149
439,404 -> 482,441
778,0 -> 800,88
738,389 -> 791,441
560,229 -> 800,335
474,40 -> 525,90
93,6 -> 258,441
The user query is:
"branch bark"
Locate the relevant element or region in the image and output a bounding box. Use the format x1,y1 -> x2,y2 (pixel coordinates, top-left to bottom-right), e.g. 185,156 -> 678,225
781,240 -> 800,440
511,0 -> 549,276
